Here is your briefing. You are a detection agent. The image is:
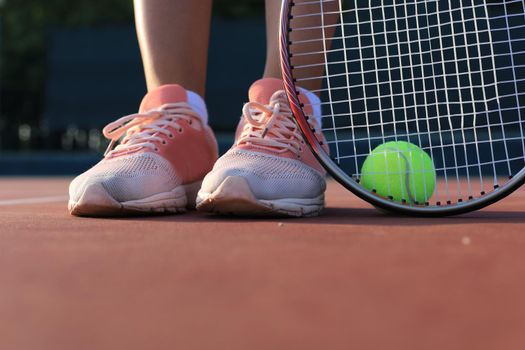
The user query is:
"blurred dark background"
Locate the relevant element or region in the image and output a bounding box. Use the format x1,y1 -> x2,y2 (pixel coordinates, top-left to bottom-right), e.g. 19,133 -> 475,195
0,0 -> 266,174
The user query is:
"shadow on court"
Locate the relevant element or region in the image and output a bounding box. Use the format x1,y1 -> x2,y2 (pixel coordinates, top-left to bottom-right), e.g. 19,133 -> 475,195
99,206 -> 525,227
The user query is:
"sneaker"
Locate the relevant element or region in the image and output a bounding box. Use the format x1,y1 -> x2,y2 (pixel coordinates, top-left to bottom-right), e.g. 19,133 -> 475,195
196,78 -> 327,217
69,84 -> 218,216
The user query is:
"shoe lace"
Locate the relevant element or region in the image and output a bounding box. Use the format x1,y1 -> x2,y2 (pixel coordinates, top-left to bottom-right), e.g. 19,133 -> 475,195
238,90 -> 316,156
103,103 -> 200,157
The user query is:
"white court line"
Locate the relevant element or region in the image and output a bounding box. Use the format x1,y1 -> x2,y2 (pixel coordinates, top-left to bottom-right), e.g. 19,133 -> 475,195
0,195 -> 68,206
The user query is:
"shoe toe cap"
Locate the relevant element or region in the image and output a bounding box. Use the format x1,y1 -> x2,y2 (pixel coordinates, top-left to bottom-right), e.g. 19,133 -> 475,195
70,172 -> 177,204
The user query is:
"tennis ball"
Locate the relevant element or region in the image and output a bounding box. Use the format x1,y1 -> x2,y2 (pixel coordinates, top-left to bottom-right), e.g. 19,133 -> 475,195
360,141 -> 436,204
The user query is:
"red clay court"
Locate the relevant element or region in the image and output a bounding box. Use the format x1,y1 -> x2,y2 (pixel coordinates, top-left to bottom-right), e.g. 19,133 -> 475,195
1,177 -> 525,350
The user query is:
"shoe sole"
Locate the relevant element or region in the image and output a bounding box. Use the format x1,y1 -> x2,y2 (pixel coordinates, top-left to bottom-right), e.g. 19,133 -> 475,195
196,176 -> 324,217
69,181 -> 202,217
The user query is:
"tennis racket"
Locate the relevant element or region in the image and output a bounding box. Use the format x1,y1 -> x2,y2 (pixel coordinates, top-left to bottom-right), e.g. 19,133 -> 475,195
280,0 -> 525,216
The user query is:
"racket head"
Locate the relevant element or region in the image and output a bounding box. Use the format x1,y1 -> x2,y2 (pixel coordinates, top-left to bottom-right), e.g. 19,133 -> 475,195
280,0 -> 525,216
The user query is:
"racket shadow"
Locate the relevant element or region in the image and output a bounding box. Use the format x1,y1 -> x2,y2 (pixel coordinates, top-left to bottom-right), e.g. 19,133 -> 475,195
309,207 -> 525,226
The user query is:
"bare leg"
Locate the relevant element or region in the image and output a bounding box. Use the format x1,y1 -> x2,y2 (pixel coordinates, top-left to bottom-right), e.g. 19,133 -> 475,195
134,0 -> 213,96
263,0 -> 338,91
262,0 -> 284,80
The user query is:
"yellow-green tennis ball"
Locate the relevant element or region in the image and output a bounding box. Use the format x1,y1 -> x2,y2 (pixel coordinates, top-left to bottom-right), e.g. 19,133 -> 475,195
360,141 -> 436,204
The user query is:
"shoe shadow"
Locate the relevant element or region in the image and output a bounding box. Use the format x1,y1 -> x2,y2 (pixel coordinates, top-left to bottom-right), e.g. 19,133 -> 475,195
103,206 -> 525,226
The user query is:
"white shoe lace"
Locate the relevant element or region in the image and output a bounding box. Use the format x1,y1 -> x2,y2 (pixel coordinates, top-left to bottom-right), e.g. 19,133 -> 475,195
238,90 -> 317,157
103,103 -> 200,157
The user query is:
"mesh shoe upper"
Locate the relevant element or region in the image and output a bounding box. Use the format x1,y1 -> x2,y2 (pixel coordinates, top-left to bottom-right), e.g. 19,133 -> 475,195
69,152 -> 180,203
200,148 -> 325,200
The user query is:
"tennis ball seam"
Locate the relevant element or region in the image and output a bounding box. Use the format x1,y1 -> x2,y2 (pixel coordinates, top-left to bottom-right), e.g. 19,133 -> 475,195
383,147 -> 416,203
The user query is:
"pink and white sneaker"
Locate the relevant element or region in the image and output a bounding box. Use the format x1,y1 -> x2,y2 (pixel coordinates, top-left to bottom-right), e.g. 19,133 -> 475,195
196,78 -> 327,217
69,84 -> 218,216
